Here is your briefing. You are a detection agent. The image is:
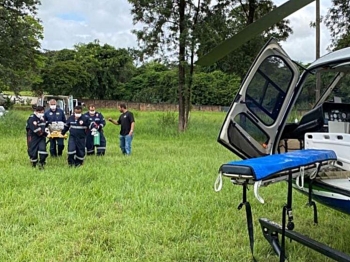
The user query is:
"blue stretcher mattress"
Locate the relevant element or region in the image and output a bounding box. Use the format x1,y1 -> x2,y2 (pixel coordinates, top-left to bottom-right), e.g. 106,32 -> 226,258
220,149 -> 337,181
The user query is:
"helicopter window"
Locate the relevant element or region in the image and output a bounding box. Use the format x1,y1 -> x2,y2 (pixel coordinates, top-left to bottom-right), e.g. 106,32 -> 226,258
234,113 -> 269,147
327,73 -> 350,103
246,55 -> 293,126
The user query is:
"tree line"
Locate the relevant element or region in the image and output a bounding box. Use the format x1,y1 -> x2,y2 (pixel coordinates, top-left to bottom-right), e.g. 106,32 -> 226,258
1,0 -> 350,130
32,42 -> 241,107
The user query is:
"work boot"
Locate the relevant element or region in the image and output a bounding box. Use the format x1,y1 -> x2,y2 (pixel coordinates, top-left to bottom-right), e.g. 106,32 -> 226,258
38,163 -> 45,170
75,161 -> 83,168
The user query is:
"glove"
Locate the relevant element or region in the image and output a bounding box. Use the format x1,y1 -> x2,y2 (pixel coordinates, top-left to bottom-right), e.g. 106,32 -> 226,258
61,131 -> 65,136
98,125 -> 103,131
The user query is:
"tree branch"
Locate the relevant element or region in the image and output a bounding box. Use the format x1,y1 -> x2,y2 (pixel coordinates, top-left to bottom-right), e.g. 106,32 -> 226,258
238,0 -> 249,20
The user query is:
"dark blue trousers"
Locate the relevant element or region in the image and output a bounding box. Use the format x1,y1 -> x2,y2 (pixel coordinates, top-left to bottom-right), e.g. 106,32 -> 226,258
49,138 -> 65,156
67,136 -> 86,166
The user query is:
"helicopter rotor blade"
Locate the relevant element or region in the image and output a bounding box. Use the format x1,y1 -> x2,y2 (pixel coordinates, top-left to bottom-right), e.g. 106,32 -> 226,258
196,0 -> 315,66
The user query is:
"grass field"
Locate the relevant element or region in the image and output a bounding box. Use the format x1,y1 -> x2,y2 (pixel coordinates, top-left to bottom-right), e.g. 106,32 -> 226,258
0,109 -> 349,261
2,91 -> 36,96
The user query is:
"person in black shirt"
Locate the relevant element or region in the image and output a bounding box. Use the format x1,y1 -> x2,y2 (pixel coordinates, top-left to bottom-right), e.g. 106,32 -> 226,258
61,106 -> 92,167
108,103 -> 135,155
26,106 -> 49,169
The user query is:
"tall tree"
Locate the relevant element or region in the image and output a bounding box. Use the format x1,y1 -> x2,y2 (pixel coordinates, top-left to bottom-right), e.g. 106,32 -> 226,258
36,42 -> 136,99
128,0 -> 210,131
197,0 -> 292,79
325,0 -> 350,50
0,0 -> 43,93
74,41 -> 135,99
39,60 -> 91,97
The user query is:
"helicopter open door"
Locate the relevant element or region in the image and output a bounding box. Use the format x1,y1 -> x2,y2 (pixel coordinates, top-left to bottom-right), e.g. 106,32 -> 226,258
218,39 -> 300,159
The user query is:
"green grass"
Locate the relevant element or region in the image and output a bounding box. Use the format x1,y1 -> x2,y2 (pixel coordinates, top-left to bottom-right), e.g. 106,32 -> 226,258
0,109 -> 349,261
2,90 -> 36,96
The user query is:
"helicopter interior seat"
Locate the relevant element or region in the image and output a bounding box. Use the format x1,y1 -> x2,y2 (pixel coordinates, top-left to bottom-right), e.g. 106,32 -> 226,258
280,104 -> 325,143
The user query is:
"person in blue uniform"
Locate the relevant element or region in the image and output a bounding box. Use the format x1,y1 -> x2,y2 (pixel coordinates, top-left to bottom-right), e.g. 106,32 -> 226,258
44,99 -> 66,157
61,106 -> 92,167
84,105 -> 107,156
26,106 -> 49,169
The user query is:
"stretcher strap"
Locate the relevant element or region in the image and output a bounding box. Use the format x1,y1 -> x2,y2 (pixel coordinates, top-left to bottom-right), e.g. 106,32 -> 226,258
214,172 -> 223,192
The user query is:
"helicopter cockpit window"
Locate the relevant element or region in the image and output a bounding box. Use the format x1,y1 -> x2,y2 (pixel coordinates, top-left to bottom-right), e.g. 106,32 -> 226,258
327,73 -> 350,103
246,56 -> 293,126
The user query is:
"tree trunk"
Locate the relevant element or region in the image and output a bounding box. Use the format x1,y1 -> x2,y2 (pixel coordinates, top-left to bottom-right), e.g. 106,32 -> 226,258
186,0 -> 201,125
178,0 -> 186,132
247,0 -> 256,25
315,0 -> 321,102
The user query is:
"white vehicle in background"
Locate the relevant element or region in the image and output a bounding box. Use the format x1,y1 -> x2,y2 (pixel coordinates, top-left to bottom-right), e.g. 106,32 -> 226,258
36,95 -> 75,117
0,106 -> 8,117
35,95 -> 85,117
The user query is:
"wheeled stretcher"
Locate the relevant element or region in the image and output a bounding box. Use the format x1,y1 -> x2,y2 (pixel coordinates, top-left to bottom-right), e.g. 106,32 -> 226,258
215,148 -> 350,261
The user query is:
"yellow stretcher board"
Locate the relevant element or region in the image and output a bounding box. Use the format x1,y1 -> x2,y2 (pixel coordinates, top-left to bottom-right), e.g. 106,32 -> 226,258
47,131 -> 68,139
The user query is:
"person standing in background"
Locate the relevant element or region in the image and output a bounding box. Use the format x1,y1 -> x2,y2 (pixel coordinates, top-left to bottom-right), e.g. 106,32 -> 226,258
108,103 -> 135,155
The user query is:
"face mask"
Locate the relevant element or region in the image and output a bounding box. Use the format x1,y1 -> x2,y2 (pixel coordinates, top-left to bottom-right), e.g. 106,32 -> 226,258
89,111 -> 95,115
36,113 -> 44,118
75,113 -> 81,118
50,105 -> 56,110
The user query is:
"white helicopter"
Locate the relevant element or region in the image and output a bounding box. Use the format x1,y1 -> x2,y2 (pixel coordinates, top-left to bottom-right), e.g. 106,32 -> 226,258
197,0 -> 350,261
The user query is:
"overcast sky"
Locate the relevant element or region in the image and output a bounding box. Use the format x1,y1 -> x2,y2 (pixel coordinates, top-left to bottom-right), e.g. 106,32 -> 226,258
37,0 -> 333,63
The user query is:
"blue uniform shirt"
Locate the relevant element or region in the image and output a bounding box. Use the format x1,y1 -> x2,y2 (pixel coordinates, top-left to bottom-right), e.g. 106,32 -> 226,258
62,114 -> 92,138
26,114 -> 47,137
44,108 -> 66,124
84,111 -> 106,131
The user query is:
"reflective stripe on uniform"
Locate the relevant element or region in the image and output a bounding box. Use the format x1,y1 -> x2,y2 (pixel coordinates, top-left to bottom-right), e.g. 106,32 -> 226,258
75,155 -> 85,161
68,151 -> 76,155
30,158 -> 38,162
38,151 -> 48,155
71,126 -> 87,129
96,147 -> 106,150
86,149 -> 94,153
34,127 -> 41,133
